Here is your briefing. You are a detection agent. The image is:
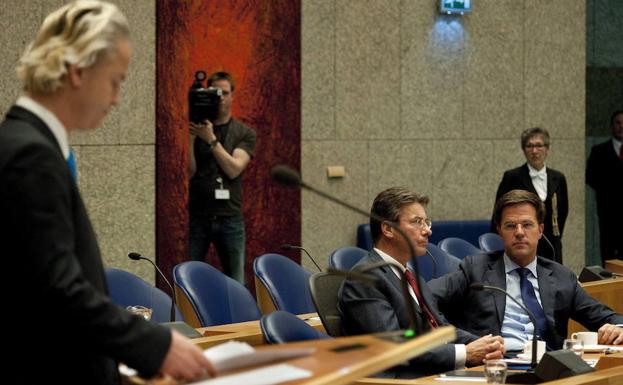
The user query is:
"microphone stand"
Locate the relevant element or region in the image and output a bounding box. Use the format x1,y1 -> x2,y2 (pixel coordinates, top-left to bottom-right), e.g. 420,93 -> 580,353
471,283 -> 539,370
271,165 -> 426,337
128,252 -> 176,322
281,244 -> 322,272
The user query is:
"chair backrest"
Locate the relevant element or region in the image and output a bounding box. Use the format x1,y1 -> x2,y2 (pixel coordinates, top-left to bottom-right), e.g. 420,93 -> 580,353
105,267 -> 183,323
408,243 -> 461,281
356,224 -> 374,250
172,261 -> 260,327
438,237 -> 483,260
253,253 -> 316,315
328,246 -> 368,271
479,232 -> 504,252
428,220 -> 491,247
356,220 -> 491,251
260,310 -> 330,344
309,272 -> 345,337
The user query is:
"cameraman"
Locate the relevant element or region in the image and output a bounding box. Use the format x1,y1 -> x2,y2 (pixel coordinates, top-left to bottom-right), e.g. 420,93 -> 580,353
188,71 -> 256,285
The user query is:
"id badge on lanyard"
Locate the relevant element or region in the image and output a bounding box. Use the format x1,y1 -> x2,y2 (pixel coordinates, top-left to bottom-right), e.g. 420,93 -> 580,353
215,176 -> 230,200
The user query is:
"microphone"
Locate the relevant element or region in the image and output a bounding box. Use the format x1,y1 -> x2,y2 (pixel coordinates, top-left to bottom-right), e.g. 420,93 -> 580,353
425,249 -> 438,279
281,243 -> 322,272
470,283 -> 539,369
128,252 -> 176,322
271,164 -> 425,337
541,234 -> 557,261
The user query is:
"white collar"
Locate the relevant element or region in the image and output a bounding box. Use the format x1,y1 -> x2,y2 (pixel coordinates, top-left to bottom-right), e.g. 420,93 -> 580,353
15,95 -> 70,159
504,254 -> 538,278
527,163 -> 547,178
374,247 -> 407,273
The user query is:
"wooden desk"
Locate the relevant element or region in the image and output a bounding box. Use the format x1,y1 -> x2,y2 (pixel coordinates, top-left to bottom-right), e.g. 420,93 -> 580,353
191,313 -> 324,349
136,326 -> 456,385
568,278 -> 623,335
606,259 -> 623,275
356,352 -> 623,385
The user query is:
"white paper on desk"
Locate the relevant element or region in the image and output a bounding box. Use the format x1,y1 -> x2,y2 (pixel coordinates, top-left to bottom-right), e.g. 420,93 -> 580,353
189,363 -> 311,385
203,341 -> 315,373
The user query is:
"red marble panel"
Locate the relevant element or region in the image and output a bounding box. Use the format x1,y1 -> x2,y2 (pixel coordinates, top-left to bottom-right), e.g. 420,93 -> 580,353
156,0 -> 301,294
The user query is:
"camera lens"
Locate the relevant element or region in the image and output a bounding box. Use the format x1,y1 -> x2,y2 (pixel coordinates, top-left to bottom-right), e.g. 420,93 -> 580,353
195,70 -> 206,81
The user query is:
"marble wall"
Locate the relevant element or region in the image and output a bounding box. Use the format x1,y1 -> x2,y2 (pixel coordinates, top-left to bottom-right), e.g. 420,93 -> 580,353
301,0 -> 587,273
0,0 -> 589,281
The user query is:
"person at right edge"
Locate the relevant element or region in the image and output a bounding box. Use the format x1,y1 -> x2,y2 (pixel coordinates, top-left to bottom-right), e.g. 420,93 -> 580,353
586,110 -> 623,264
492,127 -> 568,263
0,2 -> 213,384
188,71 -> 256,285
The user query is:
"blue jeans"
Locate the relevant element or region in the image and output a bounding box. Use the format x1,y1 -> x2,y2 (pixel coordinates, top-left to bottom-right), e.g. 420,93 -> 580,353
189,214 -> 246,285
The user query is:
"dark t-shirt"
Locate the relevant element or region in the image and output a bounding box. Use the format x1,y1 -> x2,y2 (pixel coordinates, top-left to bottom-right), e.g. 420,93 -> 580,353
189,118 -> 256,216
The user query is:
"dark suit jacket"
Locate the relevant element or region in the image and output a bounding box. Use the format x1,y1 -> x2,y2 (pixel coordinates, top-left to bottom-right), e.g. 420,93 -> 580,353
428,251 -> 623,350
492,164 -> 568,263
0,106 -> 171,385
586,139 -> 623,261
338,251 -> 479,378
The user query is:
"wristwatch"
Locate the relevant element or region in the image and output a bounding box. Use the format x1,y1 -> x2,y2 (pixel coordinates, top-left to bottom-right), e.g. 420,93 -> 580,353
208,138 -> 219,148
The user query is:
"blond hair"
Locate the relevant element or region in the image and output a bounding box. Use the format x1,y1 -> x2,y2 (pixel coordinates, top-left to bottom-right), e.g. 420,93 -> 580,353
17,1 -> 129,94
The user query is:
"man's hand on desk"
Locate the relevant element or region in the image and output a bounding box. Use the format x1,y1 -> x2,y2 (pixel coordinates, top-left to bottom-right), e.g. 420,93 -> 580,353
160,330 -> 216,381
598,324 -> 623,345
465,334 -> 506,366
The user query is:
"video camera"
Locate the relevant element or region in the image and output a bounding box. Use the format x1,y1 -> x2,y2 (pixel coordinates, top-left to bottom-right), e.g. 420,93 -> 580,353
188,70 -> 222,123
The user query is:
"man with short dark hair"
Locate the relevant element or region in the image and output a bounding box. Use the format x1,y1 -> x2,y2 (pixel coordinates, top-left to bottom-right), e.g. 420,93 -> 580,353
492,127 -> 568,263
339,187 -> 505,378
430,190 -> 623,353
188,71 -> 256,285
586,110 -> 623,264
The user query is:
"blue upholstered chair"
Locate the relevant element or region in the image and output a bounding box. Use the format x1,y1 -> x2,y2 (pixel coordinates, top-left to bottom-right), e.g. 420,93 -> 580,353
357,220 -> 491,251
438,237 -> 483,260
408,243 -> 462,281
356,224 -> 374,251
328,246 -> 368,271
428,220 -> 491,247
105,267 -> 183,323
253,253 -> 316,315
260,310 -> 330,344
478,232 -> 504,253
172,261 -> 260,327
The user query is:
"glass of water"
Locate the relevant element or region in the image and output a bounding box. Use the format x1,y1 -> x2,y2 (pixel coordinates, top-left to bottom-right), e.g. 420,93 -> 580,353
484,359 -> 507,384
562,338 -> 583,356
126,305 -> 153,321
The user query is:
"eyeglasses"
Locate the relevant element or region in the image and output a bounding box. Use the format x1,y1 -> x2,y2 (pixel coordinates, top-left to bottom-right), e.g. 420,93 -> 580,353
409,216 -> 432,229
524,143 -> 547,150
501,221 -> 537,232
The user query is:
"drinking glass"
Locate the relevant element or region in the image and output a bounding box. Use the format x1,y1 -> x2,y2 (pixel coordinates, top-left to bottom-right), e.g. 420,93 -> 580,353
484,359 -> 507,384
126,305 -> 153,321
562,338 -> 583,356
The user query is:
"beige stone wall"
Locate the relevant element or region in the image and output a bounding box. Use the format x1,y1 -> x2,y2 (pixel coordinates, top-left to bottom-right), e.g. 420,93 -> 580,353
0,0 -> 156,282
0,1 -> 587,282
301,0 -> 586,274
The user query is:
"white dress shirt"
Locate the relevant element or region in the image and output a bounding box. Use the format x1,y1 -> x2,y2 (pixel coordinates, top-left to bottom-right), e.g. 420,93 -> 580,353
500,254 -> 542,351
527,163 -> 547,201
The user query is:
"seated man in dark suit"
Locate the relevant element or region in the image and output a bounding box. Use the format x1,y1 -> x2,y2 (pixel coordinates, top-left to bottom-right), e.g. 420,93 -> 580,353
429,189 -> 623,352
339,187 -> 505,378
